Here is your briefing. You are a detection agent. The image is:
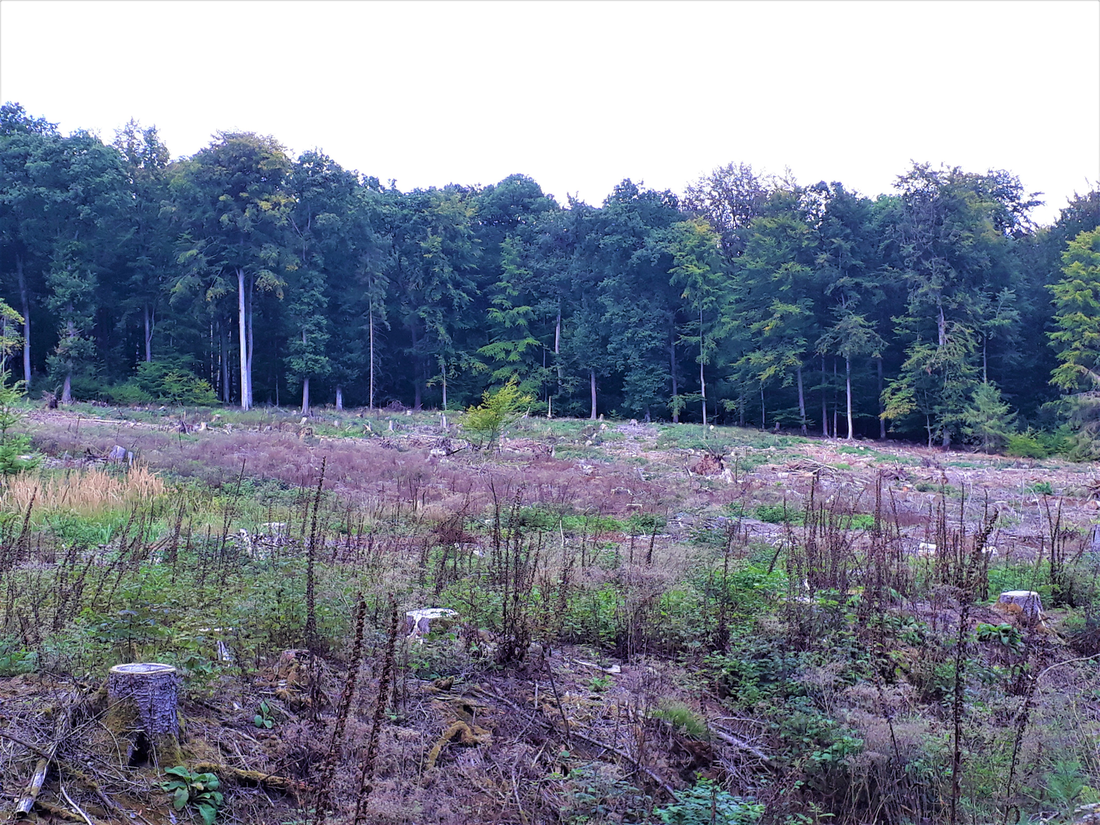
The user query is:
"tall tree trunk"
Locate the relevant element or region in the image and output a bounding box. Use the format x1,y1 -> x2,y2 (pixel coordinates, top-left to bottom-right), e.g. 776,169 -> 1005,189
832,358 -> 839,439
220,321 -> 230,403
410,321 -> 422,410
335,385 -> 344,411
555,304 -> 562,386
589,370 -> 597,420
237,268 -> 250,410
670,332 -> 679,423
368,305 -> 375,411
845,355 -> 854,440
301,376 -> 310,416
16,254 -> 31,387
796,365 -> 807,435
143,304 -> 154,362
61,317 -> 74,404
760,384 -> 765,430
877,356 -> 886,439
441,359 -> 447,411
822,354 -> 829,438
246,279 -> 254,407
699,309 -> 707,427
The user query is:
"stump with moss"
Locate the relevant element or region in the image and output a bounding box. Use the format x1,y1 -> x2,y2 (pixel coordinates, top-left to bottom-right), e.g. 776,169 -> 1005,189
106,663 -> 182,767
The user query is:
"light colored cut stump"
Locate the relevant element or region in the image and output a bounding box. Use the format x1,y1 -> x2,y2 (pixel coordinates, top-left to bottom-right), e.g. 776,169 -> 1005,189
106,663 -> 181,766
996,590 -> 1044,621
405,608 -> 459,639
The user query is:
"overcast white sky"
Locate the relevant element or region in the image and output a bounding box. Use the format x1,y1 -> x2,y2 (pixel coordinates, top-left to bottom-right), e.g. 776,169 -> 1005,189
2,0 -> 1098,225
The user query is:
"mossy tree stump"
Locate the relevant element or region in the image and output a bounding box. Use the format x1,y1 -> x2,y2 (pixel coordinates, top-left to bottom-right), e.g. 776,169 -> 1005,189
106,663 -> 181,767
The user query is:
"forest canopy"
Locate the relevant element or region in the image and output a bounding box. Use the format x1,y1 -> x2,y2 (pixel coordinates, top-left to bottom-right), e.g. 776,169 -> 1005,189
2,102 -> 1098,450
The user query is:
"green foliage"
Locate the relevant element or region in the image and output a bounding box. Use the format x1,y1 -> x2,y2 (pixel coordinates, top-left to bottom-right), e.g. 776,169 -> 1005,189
92,603 -> 172,662
161,766 -> 224,825
961,382 -> 1017,452
105,361 -> 218,406
754,503 -> 803,525
974,622 -> 1024,654
654,777 -> 764,824
0,635 -> 37,676
462,378 -> 532,450
1005,427 -> 1070,458
652,700 -> 709,739
554,761 -> 651,824
0,370 -> 35,475
253,700 -> 275,729
1049,228 -> 1100,457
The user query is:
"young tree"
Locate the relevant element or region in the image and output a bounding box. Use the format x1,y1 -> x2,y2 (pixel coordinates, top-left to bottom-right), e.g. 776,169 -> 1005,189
1049,227 -> 1100,456
962,381 -> 1016,452
462,378 -> 532,451
667,217 -> 726,425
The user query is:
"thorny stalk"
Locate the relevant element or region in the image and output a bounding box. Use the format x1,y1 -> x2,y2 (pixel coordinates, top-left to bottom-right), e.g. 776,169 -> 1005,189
353,594 -> 400,825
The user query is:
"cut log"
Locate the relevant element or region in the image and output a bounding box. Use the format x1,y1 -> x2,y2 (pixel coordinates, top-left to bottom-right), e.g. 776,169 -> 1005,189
106,663 -> 181,767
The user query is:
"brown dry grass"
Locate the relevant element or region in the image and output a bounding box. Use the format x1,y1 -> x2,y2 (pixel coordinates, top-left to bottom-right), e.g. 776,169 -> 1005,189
0,465 -> 165,516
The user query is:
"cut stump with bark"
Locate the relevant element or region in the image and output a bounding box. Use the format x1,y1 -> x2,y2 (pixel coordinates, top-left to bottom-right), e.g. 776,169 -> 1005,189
106,663 -> 181,767
996,590 -> 1044,623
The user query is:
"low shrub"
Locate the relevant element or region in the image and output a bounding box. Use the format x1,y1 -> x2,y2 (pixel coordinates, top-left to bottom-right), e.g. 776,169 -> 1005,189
103,361 -> 218,407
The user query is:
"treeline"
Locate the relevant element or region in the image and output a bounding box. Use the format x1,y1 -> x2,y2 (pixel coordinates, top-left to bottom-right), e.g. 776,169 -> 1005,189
2,102 -> 1099,450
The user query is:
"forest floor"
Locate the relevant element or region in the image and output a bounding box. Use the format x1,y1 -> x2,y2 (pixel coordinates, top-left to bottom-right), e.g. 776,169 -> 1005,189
2,405 -> 1099,825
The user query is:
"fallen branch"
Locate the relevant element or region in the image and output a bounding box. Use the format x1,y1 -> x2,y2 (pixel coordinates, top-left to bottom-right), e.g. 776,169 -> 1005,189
567,728 -> 677,799
468,685 -> 676,799
710,728 -> 772,763
14,704 -> 73,818
190,761 -> 307,795
31,799 -> 85,823
59,781 -> 100,825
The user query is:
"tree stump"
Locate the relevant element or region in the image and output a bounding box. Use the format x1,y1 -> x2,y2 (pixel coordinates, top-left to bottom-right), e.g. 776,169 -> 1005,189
106,663 -> 181,767
996,590 -> 1044,623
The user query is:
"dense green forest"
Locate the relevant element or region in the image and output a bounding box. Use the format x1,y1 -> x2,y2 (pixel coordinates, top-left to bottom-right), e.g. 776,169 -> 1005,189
2,102 -> 1098,449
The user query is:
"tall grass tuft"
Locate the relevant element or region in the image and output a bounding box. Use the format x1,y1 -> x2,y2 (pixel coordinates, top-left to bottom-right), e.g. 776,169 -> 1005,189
1,466 -> 165,516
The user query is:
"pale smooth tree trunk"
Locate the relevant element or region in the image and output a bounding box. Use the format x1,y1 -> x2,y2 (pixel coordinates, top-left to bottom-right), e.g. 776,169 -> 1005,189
368,304 -> 375,411
61,316 -> 74,404
335,385 -> 344,411
699,309 -> 707,427
877,357 -> 886,439
555,305 -> 562,386
440,359 -> 447,410
821,354 -> 829,438
301,376 -> 310,416
16,255 -> 30,387
670,334 -> 679,423
590,370 -> 597,420
796,365 -> 807,434
845,355 -> 854,440
237,268 -> 251,410
143,304 -> 154,362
